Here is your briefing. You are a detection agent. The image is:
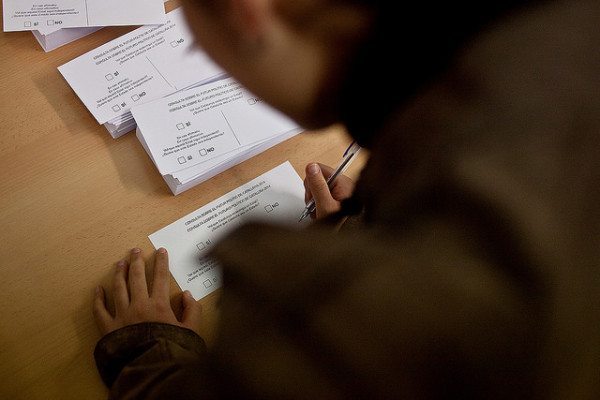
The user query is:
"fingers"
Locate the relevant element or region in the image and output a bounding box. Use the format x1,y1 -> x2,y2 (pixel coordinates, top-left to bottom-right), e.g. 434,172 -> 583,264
316,163 -> 335,178
93,286 -> 113,335
151,248 -> 170,301
305,163 -> 339,218
181,290 -> 202,332
113,259 -> 130,312
304,163 -> 336,203
128,248 -> 149,300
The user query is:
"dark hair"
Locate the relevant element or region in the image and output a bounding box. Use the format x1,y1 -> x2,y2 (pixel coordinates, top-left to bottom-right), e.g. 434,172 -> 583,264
338,0 -> 539,144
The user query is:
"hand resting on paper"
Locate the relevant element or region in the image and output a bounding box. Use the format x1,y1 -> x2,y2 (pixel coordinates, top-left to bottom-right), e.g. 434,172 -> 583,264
93,248 -> 202,336
303,163 -> 355,220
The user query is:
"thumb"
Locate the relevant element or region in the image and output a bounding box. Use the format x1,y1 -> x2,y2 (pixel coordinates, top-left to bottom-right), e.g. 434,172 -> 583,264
181,290 -> 202,331
305,163 -> 338,217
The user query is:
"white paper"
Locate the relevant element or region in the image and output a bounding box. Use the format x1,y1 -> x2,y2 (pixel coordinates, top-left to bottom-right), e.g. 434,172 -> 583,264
131,77 -> 298,175
3,0 -> 165,32
58,7 -> 224,124
32,25 -> 101,52
148,161 -> 309,299
136,126 -> 301,195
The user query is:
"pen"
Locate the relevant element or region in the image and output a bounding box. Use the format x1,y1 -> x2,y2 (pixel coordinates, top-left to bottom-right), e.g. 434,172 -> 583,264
298,141 -> 362,222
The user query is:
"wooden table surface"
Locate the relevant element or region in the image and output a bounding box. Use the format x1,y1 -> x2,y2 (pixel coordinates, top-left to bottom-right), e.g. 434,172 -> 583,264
0,6 -> 365,399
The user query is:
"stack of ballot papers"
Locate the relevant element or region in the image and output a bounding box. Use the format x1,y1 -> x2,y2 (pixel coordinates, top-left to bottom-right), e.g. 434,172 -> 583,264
58,7 -> 226,138
3,0 -> 165,31
132,77 -> 302,195
29,0 -> 170,52
32,26 -> 102,52
149,161 -> 310,300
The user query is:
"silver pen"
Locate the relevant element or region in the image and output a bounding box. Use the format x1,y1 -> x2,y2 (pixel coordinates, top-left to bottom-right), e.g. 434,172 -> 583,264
298,141 -> 361,222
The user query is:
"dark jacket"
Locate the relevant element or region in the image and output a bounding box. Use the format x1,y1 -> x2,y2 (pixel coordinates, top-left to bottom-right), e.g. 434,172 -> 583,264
95,1 -> 600,398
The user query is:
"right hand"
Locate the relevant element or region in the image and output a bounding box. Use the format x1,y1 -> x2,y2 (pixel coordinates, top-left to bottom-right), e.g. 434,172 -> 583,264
303,163 -> 355,220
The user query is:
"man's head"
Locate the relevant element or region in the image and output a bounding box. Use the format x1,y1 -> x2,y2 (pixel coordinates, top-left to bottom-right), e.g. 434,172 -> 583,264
180,0 -> 376,129
181,0 -> 532,131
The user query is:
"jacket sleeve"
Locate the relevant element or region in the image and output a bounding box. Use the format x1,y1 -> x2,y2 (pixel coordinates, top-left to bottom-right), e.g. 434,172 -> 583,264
94,322 -> 217,400
93,219 -> 540,399
205,222 -> 541,399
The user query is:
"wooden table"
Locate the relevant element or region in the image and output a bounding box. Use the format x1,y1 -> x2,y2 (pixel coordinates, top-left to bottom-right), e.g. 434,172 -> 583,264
0,11 -> 366,400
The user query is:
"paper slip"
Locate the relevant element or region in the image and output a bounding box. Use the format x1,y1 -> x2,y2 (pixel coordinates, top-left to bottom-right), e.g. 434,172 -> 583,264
131,77 -> 299,176
149,161 -> 309,299
3,0 -> 165,32
146,129 -> 300,195
32,25 -> 101,52
58,7 -> 224,125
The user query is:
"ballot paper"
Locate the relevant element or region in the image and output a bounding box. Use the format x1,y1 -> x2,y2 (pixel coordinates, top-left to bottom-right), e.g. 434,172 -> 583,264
32,25 -> 101,52
139,127 -> 300,195
132,77 -> 301,195
58,7 -> 225,138
3,0 -> 165,32
31,1 -> 169,53
149,161 -> 309,300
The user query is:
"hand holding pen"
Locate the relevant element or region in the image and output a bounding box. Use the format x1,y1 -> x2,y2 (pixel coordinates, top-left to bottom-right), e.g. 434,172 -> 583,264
299,141 -> 361,222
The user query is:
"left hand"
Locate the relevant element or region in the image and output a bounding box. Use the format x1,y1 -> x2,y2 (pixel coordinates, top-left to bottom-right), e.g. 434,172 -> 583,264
93,247 -> 202,336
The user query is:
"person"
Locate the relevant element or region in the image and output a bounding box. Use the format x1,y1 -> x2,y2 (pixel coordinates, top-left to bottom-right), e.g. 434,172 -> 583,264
92,0 -> 600,398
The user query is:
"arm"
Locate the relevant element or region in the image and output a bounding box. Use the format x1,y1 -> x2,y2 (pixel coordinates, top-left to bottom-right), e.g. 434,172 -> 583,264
92,222 -> 537,399
93,248 -> 213,399
207,222 -> 538,399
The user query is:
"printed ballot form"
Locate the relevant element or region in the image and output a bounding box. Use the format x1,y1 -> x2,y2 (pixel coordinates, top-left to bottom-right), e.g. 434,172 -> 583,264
149,162 -> 309,300
132,77 -> 298,176
3,0 -> 165,32
58,7 -> 223,125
